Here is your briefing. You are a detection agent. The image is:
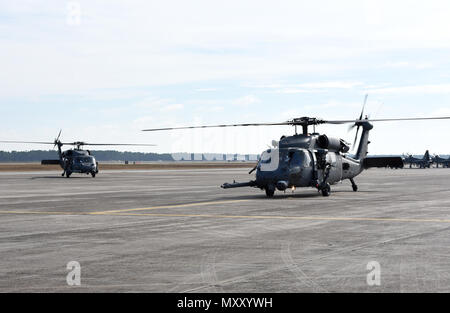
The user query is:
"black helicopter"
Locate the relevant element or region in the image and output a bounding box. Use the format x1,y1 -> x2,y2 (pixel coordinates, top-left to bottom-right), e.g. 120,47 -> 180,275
0,131 -> 155,178
142,109 -> 450,197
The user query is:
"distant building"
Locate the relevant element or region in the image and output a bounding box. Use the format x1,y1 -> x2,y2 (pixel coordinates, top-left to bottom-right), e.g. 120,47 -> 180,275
203,153 -> 224,161
169,152 -> 260,162
226,154 -> 235,161
172,153 -> 192,161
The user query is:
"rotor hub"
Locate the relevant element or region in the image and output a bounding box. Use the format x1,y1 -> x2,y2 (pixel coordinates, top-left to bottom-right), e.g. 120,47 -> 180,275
287,117 -> 325,134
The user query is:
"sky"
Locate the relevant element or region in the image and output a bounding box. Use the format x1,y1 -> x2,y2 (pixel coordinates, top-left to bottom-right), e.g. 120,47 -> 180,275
1,0 -> 450,155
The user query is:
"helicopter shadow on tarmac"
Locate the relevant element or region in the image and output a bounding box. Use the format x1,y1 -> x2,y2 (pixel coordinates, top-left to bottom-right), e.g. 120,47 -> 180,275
212,189 -> 380,201
29,175 -> 90,180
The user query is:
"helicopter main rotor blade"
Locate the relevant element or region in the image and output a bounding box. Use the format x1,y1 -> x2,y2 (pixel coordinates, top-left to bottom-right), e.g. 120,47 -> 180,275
54,129 -> 63,149
0,141 -> 156,147
0,140 -> 57,145
359,94 -> 368,120
56,130 -> 62,142
367,116 -> 450,122
353,127 -> 360,148
142,116 -> 450,132
76,143 -> 157,146
325,116 -> 450,124
142,122 -> 290,132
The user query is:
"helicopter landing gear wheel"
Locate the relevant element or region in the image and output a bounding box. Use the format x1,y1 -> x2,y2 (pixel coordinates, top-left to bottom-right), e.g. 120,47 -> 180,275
265,185 -> 275,198
350,178 -> 358,192
91,172 -> 96,178
321,183 -> 331,197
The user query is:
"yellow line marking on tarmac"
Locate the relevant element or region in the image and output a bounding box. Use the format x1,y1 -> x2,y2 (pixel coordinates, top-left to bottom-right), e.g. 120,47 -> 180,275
91,199 -> 251,215
1,209 -> 450,224
97,212 -> 450,224
0,210 -> 80,215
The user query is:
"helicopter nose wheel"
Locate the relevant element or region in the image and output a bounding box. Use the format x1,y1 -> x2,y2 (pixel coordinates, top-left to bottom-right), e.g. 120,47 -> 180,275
265,185 -> 275,198
321,183 -> 331,197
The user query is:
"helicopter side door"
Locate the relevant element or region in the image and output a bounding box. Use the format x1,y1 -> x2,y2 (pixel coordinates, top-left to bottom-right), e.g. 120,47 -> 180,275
326,152 -> 343,184
287,149 -> 314,187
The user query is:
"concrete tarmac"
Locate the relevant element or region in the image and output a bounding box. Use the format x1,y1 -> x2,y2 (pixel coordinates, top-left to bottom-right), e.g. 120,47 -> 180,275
0,168 -> 450,292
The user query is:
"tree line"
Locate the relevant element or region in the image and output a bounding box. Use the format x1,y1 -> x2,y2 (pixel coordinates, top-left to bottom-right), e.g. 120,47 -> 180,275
0,150 -> 174,162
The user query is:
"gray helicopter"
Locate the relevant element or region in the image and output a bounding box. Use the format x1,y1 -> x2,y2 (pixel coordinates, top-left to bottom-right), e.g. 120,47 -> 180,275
0,131 -> 155,178
143,110 -> 450,197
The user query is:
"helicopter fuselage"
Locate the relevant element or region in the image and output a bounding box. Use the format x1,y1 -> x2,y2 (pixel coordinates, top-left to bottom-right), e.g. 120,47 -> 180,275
254,134 -> 363,190
59,149 -> 98,177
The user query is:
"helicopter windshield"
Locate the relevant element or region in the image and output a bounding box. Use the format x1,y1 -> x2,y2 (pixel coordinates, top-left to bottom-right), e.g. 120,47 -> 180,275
74,156 -> 95,164
288,149 -> 311,167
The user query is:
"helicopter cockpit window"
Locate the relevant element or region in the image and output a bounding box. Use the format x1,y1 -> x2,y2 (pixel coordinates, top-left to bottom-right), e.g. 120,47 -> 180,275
75,157 -> 94,164
289,149 -> 311,167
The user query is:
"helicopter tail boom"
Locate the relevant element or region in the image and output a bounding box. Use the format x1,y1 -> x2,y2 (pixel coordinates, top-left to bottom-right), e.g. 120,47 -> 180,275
355,121 -> 373,161
41,159 -> 61,165
363,156 -> 404,169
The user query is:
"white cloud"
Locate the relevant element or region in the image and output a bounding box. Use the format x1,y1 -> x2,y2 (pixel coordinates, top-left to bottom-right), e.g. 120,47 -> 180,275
428,107 -> 450,117
3,1 -> 450,97
302,100 -> 364,111
195,105 -> 224,113
369,84 -> 450,95
134,97 -> 181,111
233,95 -> 260,106
382,62 -> 434,70
298,82 -> 364,89
160,103 -> 184,112
2,0 -> 450,154
194,88 -> 219,92
248,81 -> 365,94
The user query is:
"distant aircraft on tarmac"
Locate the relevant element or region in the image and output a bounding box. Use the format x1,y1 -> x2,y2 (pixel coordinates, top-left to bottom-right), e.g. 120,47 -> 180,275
403,150 -> 432,168
432,154 -> 450,168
